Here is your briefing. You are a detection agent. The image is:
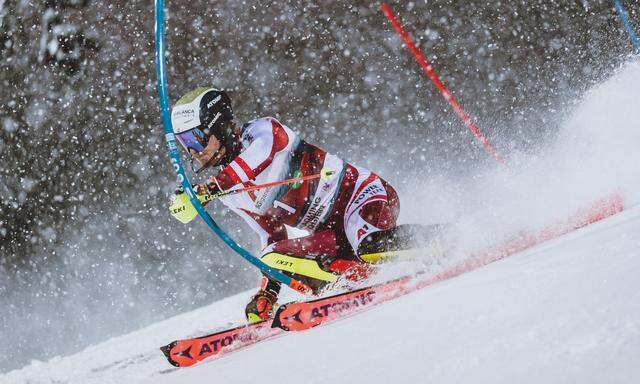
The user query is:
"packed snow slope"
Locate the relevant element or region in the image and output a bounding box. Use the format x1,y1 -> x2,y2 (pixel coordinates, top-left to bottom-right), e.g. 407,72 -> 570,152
2,204 -> 639,383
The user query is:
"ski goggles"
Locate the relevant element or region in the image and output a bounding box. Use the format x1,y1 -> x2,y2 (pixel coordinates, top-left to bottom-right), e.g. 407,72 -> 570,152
175,127 -> 208,153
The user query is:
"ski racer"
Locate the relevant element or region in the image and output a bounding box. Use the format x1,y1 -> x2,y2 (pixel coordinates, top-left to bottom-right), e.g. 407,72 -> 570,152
170,87 -> 401,324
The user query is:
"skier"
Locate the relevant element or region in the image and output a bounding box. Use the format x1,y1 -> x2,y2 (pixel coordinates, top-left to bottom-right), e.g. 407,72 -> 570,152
170,87 -> 401,323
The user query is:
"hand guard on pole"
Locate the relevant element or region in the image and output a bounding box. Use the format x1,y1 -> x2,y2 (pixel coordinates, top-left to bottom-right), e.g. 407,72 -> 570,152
169,185 -> 214,224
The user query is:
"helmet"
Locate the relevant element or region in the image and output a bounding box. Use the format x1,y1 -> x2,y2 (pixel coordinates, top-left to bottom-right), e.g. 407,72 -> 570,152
171,87 -> 238,169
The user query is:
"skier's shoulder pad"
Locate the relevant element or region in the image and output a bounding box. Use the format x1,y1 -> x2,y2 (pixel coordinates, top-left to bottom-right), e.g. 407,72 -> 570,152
241,116 -> 282,141
242,116 -> 281,130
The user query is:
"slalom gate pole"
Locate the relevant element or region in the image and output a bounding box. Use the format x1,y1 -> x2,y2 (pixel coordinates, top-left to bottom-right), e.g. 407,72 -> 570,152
154,0 -> 311,294
613,0 -> 640,54
380,3 -> 509,169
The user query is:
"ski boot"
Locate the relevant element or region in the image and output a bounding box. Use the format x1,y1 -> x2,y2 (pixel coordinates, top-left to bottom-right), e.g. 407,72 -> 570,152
245,290 -> 278,324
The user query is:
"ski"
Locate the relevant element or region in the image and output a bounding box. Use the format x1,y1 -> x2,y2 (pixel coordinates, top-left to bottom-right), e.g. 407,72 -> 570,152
160,273 -> 429,367
160,320 -> 283,367
272,274 -> 421,331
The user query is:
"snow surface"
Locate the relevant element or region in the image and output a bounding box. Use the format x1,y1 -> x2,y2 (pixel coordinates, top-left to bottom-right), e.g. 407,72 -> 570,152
2,204 -> 639,383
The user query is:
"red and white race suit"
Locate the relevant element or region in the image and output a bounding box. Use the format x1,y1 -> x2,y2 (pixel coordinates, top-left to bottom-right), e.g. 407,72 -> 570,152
211,117 -> 399,288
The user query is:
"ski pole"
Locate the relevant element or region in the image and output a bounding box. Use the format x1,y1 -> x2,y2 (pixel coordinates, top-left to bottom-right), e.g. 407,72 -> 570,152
170,168 -> 336,224
211,168 -> 335,200
613,0 -> 640,54
380,2 -> 509,169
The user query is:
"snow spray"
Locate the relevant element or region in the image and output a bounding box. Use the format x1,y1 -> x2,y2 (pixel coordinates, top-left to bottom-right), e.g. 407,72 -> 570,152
401,59 -> 640,261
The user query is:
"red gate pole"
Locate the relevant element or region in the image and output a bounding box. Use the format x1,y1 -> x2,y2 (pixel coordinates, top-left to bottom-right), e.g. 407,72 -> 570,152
380,2 -> 509,169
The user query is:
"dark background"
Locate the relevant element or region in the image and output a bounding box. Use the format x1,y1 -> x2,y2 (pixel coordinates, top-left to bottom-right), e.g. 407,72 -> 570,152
0,0 -> 637,373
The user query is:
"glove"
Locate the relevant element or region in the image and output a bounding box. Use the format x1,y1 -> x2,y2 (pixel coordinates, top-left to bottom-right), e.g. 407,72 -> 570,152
193,183 -> 215,197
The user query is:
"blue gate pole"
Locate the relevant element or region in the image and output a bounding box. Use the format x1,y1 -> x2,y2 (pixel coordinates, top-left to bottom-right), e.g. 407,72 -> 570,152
613,0 -> 640,54
153,0 -> 310,294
